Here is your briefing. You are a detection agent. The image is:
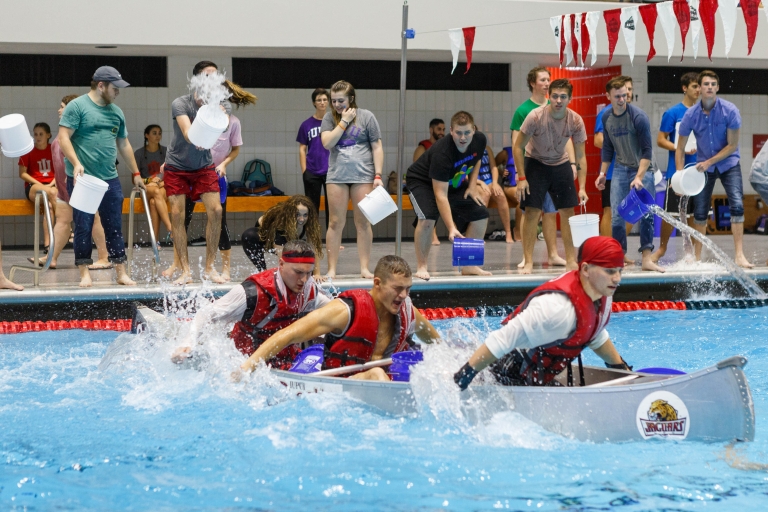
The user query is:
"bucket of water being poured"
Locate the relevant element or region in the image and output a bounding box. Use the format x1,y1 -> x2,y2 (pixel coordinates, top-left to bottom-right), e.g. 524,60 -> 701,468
452,238 -> 484,266
358,185 -> 398,225
388,350 -> 424,382
0,114 -> 34,158
69,174 -> 109,214
670,164 -> 706,196
188,104 -> 229,150
617,187 -> 655,224
568,206 -> 599,247
289,344 -> 324,374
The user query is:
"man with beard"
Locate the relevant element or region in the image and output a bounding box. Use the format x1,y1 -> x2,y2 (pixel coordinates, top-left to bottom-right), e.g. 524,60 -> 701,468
413,118 -> 446,245
58,66 -> 145,288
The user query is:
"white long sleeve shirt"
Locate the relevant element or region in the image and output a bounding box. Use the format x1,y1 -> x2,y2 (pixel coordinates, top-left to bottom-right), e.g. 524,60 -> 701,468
484,293 -> 609,359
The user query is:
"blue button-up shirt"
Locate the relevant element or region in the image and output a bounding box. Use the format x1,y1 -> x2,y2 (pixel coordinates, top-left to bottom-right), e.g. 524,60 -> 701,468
678,97 -> 741,173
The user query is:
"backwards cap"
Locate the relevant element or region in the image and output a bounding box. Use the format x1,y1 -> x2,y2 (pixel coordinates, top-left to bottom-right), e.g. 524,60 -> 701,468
579,236 -> 624,268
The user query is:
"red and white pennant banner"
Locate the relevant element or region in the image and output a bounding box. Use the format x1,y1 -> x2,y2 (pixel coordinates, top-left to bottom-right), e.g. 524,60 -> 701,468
448,27 -> 476,74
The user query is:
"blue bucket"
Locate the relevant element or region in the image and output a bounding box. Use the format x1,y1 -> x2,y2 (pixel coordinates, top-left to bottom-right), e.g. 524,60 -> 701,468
289,344 -> 324,374
218,176 -> 228,204
617,187 -> 655,223
388,350 -> 424,382
452,238 -> 484,267
636,367 -> 686,375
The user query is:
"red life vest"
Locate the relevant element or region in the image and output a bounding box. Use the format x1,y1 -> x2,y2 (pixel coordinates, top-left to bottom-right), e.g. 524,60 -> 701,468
323,289 -> 415,369
230,268 -> 322,369
500,270 -> 611,385
418,139 -> 433,150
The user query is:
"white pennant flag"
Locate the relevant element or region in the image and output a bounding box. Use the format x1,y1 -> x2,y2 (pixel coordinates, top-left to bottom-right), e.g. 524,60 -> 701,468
586,11 -> 600,66
574,13 -> 583,66
719,0 -> 737,57
688,0 -> 701,60
448,28 -> 463,74
550,16 -> 563,64
563,14 -> 573,66
657,1 -> 677,62
620,6 -> 639,65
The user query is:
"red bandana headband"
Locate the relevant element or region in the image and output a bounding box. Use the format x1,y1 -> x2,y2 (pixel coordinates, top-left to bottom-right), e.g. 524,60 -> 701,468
282,251 -> 315,264
579,236 -> 624,268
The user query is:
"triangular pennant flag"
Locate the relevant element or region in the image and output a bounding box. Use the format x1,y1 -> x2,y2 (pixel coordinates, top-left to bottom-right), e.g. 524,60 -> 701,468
448,28 -> 463,74
698,0 -> 718,60
580,12 -> 591,65
550,16 -> 565,65
563,14 -> 574,66
639,4 -> 658,61
673,0 -> 690,61
586,11 -> 600,66
689,0 -> 702,60
657,1 -> 677,62
570,14 -> 580,66
740,0 -> 760,55
462,27 -> 475,74
604,8 -> 622,63
719,0 -> 737,57
620,6 -> 639,65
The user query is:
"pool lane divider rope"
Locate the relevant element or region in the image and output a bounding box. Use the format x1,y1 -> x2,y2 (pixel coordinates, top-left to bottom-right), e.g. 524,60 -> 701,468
0,299 -> 766,333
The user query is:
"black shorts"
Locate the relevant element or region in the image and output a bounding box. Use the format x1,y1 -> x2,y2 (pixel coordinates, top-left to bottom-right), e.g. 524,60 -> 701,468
520,158 -> 578,211
601,179 -> 612,208
409,178 -> 489,233
664,180 -> 695,216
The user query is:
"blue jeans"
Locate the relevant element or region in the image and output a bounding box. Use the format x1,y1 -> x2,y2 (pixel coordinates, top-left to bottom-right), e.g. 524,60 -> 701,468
610,163 -> 655,254
693,163 -> 745,225
67,176 -> 127,266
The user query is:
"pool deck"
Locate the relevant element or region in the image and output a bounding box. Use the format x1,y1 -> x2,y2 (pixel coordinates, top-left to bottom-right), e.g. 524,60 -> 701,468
1,234 -> 768,305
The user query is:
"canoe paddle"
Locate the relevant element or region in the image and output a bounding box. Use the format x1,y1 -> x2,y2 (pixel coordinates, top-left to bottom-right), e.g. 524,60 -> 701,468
312,358 -> 393,377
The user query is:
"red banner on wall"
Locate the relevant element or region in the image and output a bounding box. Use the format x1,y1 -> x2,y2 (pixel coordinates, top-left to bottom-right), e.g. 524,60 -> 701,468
754,134 -> 768,157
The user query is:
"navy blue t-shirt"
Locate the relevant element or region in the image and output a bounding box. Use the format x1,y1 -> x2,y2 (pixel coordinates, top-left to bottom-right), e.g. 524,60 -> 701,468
594,104 -> 614,180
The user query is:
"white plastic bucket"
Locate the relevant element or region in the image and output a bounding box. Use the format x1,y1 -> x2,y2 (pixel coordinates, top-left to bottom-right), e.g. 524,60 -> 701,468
568,213 -> 600,247
69,174 -> 109,214
0,113 -> 34,158
358,186 -> 398,225
670,164 -> 705,196
654,169 -> 663,186
188,105 -> 229,149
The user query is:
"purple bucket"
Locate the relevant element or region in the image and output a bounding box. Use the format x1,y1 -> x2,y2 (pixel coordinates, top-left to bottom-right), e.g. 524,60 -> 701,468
194,175 -> 228,204
618,187 -> 655,224
452,238 -> 484,267
636,367 -> 686,375
388,350 -> 424,382
289,344 -> 324,374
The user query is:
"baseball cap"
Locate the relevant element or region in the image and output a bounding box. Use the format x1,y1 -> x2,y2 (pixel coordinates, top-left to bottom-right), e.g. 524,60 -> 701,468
92,66 -> 130,88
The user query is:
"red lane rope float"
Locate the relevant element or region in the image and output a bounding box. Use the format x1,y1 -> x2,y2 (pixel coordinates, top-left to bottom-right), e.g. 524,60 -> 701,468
420,301 -> 688,320
0,319 -> 132,334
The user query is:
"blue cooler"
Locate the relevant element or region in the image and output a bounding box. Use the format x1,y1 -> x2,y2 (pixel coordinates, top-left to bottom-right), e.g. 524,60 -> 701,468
388,350 -> 424,382
289,344 -> 324,374
452,238 -> 484,267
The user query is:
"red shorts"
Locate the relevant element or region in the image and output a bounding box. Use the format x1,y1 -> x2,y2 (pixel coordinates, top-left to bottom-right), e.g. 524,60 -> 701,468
163,164 -> 219,202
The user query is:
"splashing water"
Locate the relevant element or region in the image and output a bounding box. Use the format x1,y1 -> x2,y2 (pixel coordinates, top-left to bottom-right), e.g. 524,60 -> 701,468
188,70 -> 230,107
649,204 -> 766,298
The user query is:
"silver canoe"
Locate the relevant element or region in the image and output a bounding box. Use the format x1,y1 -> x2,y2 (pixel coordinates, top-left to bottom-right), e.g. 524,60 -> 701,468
271,356 -> 754,443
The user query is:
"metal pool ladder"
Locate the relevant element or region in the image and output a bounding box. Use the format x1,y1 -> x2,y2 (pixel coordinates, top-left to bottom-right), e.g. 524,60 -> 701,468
126,186 -> 161,280
9,190 -> 55,286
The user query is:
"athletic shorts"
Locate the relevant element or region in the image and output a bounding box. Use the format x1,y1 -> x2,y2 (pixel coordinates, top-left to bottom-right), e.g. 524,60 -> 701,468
520,158 -> 578,211
664,180 -> 694,217
601,179 -> 612,208
409,178 -> 489,233
163,164 -> 219,202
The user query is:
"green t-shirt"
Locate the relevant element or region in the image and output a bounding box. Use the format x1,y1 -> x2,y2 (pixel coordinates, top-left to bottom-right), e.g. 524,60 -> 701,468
60,94 -> 128,180
510,98 -> 548,132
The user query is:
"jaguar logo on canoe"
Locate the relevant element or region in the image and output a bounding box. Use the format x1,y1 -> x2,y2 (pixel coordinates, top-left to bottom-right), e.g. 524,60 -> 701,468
636,391 -> 690,440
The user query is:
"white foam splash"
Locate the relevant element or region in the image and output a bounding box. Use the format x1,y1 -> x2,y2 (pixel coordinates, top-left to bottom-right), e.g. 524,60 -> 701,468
188,71 -> 230,107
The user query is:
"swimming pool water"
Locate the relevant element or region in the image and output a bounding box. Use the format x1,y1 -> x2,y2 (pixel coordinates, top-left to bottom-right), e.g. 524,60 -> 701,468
1,308 -> 768,510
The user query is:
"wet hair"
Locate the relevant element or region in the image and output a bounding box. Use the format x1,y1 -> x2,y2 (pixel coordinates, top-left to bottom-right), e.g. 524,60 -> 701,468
526,66 -> 550,92
374,255 -> 412,282
61,94 -> 79,105
312,88 -> 329,103
329,80 -> 358,126
193,61 -> 218,76
549,78 -> 573,97
429,118 -> 444,128
606,76 -> 630,92
33,122 -> 51,135
681,72 -> 700,88
450,111 -> 475,128
281,240 -> 316,261
258,195 -> 323,258
698,69 -> 719,86
225,80 -> 258,107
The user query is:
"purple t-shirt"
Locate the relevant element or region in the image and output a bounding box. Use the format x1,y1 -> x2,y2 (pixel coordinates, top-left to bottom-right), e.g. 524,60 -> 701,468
210,114 -> 243,168
296,116 -> 329,176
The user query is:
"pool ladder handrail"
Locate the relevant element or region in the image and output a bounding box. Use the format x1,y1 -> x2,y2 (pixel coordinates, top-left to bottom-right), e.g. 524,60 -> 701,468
9,190 -> 54,286
126,186 -> 161,280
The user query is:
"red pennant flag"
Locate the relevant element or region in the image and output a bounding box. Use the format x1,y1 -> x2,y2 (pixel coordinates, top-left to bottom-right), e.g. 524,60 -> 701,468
604,8 -> 622,63
639,4 -> 658,62
741,0 -> 760,55
699,0 -> 718,60
673,0 -> 690,61
462,27 -> 475,74
570,14 -> 579,65
580,12 -> 590,64
560,17 -> 567,65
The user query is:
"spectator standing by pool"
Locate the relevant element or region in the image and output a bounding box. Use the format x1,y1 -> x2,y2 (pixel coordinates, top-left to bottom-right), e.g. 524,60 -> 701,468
676,70 -> 752,268
596,76 -> 663,273
298,88 -> 331,232
320,80 -> 384,279
57,66 -> 145,288
133,124 -> 171,241
19,122 -> 57,254
413,118 -> 446,246
651,72 -> 700,263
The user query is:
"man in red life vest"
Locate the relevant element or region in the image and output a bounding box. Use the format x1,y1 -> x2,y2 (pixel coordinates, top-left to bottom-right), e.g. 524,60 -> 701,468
454,236 -> 632,390
412,118 -> 445,161
239,255 -> 441,381
171,240 -> 331,368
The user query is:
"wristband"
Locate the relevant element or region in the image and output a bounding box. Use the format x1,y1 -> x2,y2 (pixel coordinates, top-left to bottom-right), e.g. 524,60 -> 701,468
605,358 -> 633,371
132,172 -> 140,178
570,162 -> 576,166
453,362 -> 479,391
517,176 -> 526,182
374,174 -> 382,180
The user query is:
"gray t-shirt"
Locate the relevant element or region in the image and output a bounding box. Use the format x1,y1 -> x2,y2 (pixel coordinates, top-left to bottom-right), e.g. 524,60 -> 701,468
320,108 -> 381,183
133,145 -> 166,179
601,104 -> 653,170
165,94 -> 232,171
750,141 -> 768,186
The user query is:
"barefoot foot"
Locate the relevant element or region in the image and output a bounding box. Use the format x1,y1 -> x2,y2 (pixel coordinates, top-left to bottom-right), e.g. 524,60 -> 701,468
221,270 -> 231,282
415,267 -> 431,281
116,274 -> 137,286
162,264 -> 178,278
518,263 -> 533,275
173,272 -> 193,285
517,259 -> 526,269
649,249 -> 665,263
548,255 -> 567,266
461,266 -> 492,276
0,276 -> 23,291
361,268 -> 374,279
735,255 -> 755,269
641,258 -> 666,273
203,269 -> 226,284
